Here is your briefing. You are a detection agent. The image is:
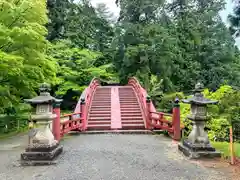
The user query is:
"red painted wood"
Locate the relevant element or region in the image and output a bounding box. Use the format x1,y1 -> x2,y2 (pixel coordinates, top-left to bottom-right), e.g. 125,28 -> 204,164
87,87 -> 111,130
74,78 -> 100,130
119,87 -> 145,130
111,87 -> 122,129
128,77 -> 182,136
128,78 -> 149,129
146,100 -> 151,128
172,106 -> 181,141
53,107 -> 61,141
59,76 -> 182,135
60,112 -> 83,137
80,102 -> 86,130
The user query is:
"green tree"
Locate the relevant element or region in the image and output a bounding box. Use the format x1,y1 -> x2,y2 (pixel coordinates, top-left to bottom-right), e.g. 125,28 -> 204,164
113,0 -> 180,91
228,0 -> 240,37
65,1 -> 114,52
0,0 -> 57,133
166,0 -> 240,90
46,0 -> 71,41
48,40 -> 118,109
0,0 -> 57,114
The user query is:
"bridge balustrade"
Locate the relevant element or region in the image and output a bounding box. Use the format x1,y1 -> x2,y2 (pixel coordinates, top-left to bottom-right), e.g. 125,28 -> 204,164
128,77 -> 183,140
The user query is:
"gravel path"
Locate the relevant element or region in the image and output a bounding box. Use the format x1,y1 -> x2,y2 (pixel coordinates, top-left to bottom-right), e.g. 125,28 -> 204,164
0,134 -> 229,180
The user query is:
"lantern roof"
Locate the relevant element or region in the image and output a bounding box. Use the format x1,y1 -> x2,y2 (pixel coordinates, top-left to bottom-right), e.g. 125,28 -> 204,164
24,83 -> 62,104
182,82 -> 218,105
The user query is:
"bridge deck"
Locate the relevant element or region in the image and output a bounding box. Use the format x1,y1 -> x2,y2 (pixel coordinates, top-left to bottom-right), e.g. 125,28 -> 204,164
111,86 -> 122,129
0,134 -> 228,180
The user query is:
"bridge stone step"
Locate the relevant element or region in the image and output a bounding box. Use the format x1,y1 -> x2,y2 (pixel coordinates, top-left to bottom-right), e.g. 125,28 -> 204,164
121,116 -> 143,120
120,107 -> 141,110
121,120 -> 144,124
120,113 -> 143,117
118,87 -> 144,129
120,108 -> 141,111
89,116 -> 111,120
77,130 -> 153,134
87,124 -> 111,130
91,106 -> 111,108
92,100 -> 111,102
87,87 -> 112,130
91,104 -> 111,106
120,104 -> 140,107
120,102 -> 139,105
87,86 -> 145,130
122,124 -> 145,130
119,97 -> 136,99
119,99 -> 137,102
119,101 -> 137,103
90,110 -> 111,114
89,113 -> 111,117
88,121 -> 111,125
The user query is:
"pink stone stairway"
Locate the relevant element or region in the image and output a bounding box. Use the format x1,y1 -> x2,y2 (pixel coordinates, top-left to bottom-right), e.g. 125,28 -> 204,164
87,86 -> 145,130
119,87 -> 145,130
87,87 -> 112,130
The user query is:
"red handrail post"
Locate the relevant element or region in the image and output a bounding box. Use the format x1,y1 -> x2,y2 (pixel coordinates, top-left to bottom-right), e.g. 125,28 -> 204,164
146,96 -> 151,129
172,98 -> 181,141
80,98 -> 86,130
53,102 -> 61,141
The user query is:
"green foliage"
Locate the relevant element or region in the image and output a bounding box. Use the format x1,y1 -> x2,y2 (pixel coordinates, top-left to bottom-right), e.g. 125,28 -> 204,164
207,117 -> 229,142
114,0 -> 240,91
158,92 -> 184,113
0,0 -> 57,133
0,0 -> 58,89
46,0 -> 71,41
48,40 -> 118,109
179,102 -> 192,137
212,141 -> 240,158
228,0 -> 240,37
0,114 -> 28,134
146,75 -> 164,106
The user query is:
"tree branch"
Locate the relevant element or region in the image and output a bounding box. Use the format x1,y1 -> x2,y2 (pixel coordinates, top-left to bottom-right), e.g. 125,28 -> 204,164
8,7 -> 30,28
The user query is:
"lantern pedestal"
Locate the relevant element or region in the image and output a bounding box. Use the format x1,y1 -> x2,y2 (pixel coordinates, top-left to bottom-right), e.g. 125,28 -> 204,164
178,140 -> 221,159
21,121 -> 63,165
21,143 -> 63,166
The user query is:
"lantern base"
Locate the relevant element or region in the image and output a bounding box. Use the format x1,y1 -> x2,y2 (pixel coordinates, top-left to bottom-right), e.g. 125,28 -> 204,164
178,140 -> 221,159
20,143 -> 63,166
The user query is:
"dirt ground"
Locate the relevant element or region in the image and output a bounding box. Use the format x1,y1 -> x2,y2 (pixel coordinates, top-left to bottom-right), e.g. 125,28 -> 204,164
191,157 -> 240,180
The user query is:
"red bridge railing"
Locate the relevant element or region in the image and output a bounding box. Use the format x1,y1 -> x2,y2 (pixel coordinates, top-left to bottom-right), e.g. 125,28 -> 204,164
128,77 -> 149,128
52,77 -> 100,140
128,77 -> 183,140
150,112 -> 174,133
74,78 -> 100,130
60,112 -> 83,137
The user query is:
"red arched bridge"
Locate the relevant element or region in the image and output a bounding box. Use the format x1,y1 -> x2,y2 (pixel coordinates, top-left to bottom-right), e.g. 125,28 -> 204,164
52,77 -> 183,141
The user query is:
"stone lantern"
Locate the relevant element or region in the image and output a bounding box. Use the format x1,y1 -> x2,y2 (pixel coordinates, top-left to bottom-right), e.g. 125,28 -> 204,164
178,82 -> 221,159
20,83 -> 63,165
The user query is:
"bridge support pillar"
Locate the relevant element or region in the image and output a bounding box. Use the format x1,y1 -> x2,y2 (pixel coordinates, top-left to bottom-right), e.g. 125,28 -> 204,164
172,98 -> 181,141
80,99 -> 87,130
53,102 -> 61,141
146,96 -> 151,129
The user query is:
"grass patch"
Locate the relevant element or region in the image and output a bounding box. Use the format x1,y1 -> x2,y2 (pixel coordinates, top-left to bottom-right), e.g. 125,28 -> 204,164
0,127 -> 28,140
211,141 -> 240,158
